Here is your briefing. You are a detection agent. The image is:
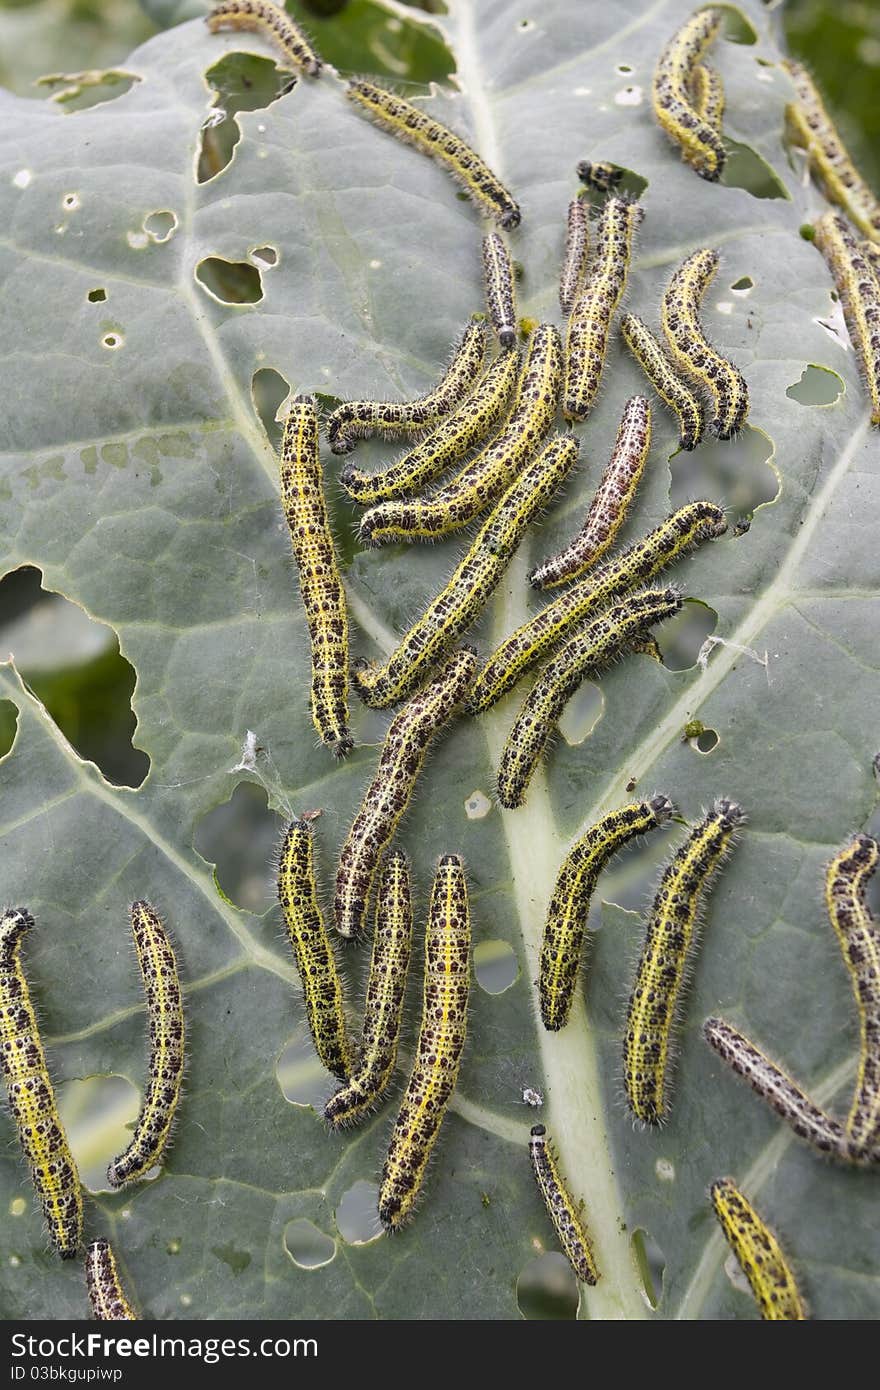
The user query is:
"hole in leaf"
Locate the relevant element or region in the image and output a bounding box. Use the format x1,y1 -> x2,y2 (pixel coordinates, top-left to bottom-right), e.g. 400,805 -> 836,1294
9,1197 -> 27,1217
251,245 -> 278,267
0,567 -> 149,788
631,1228 -> 665,1309
335,1181 -> 382,1245
194,782 -> 279,912
143,210 -> 178,244
786,364 -> 844,407
719,7 -> 758,43
252,367 -> 291,451
516,1252 -> 579,1319
198,53 -> 293,183
87,288 -> 107,303
721,141 -> 789,199
195,257 -> 264,305
473,940 -> 519,995
58,1075 -> 139,1194
655,600 -> 716,671
558,682 -> 603,746
101,332 -> 124,349
464,789 -> 492,820
37,70 -> 141,114
283,1219 -> 336,1270
695,728 -> 719,753
616,63 -> 633,74
730,276 -> 753,292
276,1035 -> 336,1110
0,701 -> 18,760
670,426 -> 778,520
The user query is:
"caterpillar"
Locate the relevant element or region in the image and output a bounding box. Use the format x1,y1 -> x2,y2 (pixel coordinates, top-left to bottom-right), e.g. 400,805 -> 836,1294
277,820 -> 353,1079
862,239 -> 880,278
335,649 -> 475,939
559,197 -> 590,316
324,851 -> 412,1128
530,395 -> 652,589
651,8 -> 726,181
541,797 -> 674,1032
85,1240 -> 137,1321
378,855 -> 470,1231
346,80 -> 520,229
340,351 -> 520,506
620,312 -> 705,451
496,588 -> 682,810
624,799 -> 745,1125
280,395 -> 351,758
825,834 -> 880,1149
709,1180 -> 807,1321
563,195 -> 643,423
703,1017 -> 878,1165
327,316 -> 487,455
576,160 -> 624,193
529,1124 -> 599,1285
0,908 -> 82,1258
813,212 -> 880,426
467,500 -> 727,715
689,62 -> 725,134
355,433 -> 578,709
206,0 -> 322,77
660,248 -> 750,439
784,61 -> 880,243
108,902 -> 185,1188
482,233 -> 517,349
358,324 -> 562,545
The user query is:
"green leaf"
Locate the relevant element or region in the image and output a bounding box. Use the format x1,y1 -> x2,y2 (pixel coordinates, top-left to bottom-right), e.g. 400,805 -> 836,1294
1,0 -> 878,1320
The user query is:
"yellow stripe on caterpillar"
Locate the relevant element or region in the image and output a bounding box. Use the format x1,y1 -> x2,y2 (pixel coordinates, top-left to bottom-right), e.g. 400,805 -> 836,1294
85,1240 -> 137,1321
620,313 -> 705,451
688,62 -> 725,133
559,197 -> 590,316
277,820 -> 353,1078
335,650 -> 475,939
482,233 -> 517,349
661,247 -> 750,438
824,834 -> 880,1149
0,908 -> 82,1257
206,0 -> 322,76
496,588 -> 682,809
346,80 -> 520,228
710,1179 -> 807,1320
107,902 -> 185,1188
563,195 -> 643,422
541,797 -> 674,1031
327,317 -> 488,455
624,799 -> 744,1126
325,851 -> 413,1128
813,212 -> 880,426
359,324 -> 562,544
354,433 -> 577,709
784,61 -> 880,242
529,1124 -> 599,1284
378,855 -> 470,1230
530,394 -> 651,588
280,394 -> 351,757
652,8 -> 726,180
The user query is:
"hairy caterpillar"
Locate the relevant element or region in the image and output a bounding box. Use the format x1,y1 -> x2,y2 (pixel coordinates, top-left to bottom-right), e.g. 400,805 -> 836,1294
335,650 -> 475,939
529,1124 -> 599,1285
689,62 -> 724,133
355,433 -> 577,709
0,908 -> 82,1257
621,312 -> 705,451
530,395 -> 652,589
324,851 -> 412,1128
813,213 -> 880,426
624,799 -> 745,1125
660,248 -> 750,438
277,820 -> 353,1079
862,239 -> 880,277
710,1180 -> 807,1320
467,500 -> 726,715
340,351 -> 520,506
346,80 -> 520,228
563,195 -> 643,423
576,160 -> 624,193
378,855 -> 470,1230
85,1240 -> 137,1321
358,324 -> 562,544
496,588 -> 682,810
559,197 -> 590,316
541,797 -> 674,1032
108,902 -> 185,1188
206,0 -> 322,77
327,317 -> 487,455
280,395 -> 351,757
651,8 -> 726,181
703,1017 -> 878,1165
825,834 -> 880,1149
784,61 -> 880,242
482,233 -> 517,349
